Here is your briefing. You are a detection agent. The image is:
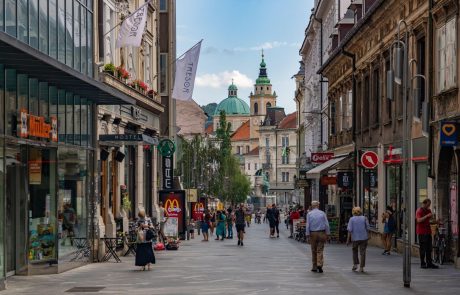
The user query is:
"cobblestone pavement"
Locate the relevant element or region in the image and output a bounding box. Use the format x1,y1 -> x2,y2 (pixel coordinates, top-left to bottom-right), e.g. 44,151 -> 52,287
3,221 -> 460,295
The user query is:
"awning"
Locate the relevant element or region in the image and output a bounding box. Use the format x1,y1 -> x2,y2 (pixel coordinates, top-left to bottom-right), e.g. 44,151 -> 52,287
306,156 -> 348,179
99,134 -> 159,145
0,31 -> 135,105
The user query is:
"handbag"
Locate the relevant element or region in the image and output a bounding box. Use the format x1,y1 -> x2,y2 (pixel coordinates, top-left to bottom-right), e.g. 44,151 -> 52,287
136,228 -> 145,243
146,228 -> 155,241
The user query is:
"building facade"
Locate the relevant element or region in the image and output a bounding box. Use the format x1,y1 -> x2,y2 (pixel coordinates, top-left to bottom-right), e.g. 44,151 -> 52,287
0,0 -> 137,286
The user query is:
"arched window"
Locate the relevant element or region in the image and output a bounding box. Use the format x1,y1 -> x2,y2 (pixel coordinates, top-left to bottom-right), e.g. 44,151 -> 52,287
266,102 -> 272,109
254,102 -> 259,114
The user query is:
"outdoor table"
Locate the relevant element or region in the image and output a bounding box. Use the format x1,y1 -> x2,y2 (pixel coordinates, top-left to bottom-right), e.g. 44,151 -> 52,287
70,238 -> 91,262
123,231 -> 137,256
100,237 -> 122,262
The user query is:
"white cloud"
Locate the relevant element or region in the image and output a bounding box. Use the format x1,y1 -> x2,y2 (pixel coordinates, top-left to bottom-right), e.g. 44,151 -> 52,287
196,71 -> 253,89
234,41 -> 298,52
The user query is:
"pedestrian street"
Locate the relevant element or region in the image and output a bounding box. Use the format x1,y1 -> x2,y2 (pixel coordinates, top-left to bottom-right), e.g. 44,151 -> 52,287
3,222 -> 460,295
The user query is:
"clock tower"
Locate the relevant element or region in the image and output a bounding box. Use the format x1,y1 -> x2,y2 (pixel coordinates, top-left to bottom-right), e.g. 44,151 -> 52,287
250,51 -> 277,141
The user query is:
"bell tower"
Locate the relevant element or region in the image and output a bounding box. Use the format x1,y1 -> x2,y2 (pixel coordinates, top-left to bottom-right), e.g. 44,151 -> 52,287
250,50 -> 277,141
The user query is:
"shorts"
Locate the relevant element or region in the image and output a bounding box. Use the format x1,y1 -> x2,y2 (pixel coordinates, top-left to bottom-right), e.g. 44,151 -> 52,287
236,224 -> 245,232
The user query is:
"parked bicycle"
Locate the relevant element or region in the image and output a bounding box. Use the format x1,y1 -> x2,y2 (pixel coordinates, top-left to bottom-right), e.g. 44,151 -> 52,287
432,221 -> 450,265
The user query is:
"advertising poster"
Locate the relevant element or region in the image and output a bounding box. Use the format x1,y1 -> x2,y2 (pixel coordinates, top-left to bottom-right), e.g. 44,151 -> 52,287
159,190 -> 186,237
191,201 -> 205,221
164,217 -> 178,238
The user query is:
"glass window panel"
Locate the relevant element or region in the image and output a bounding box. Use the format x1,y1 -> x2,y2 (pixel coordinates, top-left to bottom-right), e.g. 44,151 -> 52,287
73,2 -> 81,72
0,0 -> 4,32
49,0 -> 58,58
39,82 -> 49,118
57,0 -> 66,63
29,78 -> 39,116
39,0 -> 48,54
29,0 -> 39,49
58,89 -> 66,142
5,0 -> 16,37
65,0 -> 73,67
0,64 -> 4,134
17,74 -> 29,112
159,53 -> 167,94
88,101 -> 93,147
160,0 -> 167,11
49,85 -> 58,128
18,0 -> 28,43
74,95 -> 81,145
87,11 -> 93,77
5,69 -> 16,136
81,98 -> 87,146
87,0 -> 93,11
81,8 -> 87,75
66,92 -> 74,144
0,138 -> 3,277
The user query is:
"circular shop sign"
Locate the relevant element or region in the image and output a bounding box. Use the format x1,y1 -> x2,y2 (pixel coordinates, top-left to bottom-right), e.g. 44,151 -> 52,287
361,151 -> 378,169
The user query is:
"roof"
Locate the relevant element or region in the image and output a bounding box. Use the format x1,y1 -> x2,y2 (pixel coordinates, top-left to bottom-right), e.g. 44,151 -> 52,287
205,123 -> 214,135
231,120 -> 250,141
263,107 -> 286,126
279,112 -> 297,129
214,96 -> 250,116
256,51 -> 271,85
246,147 -> 259,156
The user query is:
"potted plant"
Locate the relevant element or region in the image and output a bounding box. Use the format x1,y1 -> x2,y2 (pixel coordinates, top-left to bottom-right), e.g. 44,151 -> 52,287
103,63 -> 116,76
122,193 -> 132,216
147,89 -> 158,98
136,80 -> 148,93
116,66 -> 130,81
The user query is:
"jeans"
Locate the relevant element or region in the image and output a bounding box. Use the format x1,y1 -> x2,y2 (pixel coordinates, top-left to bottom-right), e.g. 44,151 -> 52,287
352,240 -> 368,267
418,234 -> 433,265
227,223 -> 233,238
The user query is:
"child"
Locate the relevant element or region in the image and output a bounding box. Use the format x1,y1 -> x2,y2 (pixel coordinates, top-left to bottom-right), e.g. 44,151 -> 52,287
189,219 -> 196,239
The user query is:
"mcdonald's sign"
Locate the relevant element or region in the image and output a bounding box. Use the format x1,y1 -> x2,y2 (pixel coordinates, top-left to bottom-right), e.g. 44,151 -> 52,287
192,202 -> 205,221
159,190 -> 186,237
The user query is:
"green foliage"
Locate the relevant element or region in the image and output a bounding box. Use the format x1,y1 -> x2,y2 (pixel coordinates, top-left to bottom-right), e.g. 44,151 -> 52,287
103,63 -> 116,75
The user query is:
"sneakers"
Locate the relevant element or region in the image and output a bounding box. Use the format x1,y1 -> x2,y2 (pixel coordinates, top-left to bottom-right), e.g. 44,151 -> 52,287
352,264 -> 358,271
427,264 -> 439,269
317,266 -> 323,273
238,240 -> 241,246
240,241 -> 244,246
382,250 -> 391,255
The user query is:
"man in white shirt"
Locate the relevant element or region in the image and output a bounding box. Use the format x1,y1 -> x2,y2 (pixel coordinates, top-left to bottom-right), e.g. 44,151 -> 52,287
306,201 -> 330,273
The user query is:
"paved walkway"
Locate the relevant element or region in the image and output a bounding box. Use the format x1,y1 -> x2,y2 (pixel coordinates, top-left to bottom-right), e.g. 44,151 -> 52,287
3,222 -> 460,294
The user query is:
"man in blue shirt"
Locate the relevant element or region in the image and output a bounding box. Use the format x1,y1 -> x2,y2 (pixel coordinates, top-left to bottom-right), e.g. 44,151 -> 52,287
306,201 -> 330,273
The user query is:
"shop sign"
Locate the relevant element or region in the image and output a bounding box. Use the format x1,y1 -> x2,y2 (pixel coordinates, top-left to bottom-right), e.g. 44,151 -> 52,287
162,154 -> 173,189
191,202 -> 205,221
361,151 -> 379,169
364,170 -> 378,189
440,122 -> 458,147
187,189 -> 198,202
311,152 -> 334,164
337,172 -> 353,189
29,161 -> 42,185
321,176 -> 337,186
18,109 -> 58,142
159,190 -> 186,237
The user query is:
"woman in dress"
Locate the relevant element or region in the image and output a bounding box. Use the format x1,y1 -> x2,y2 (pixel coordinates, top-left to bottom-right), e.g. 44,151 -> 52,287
201,210 -> 211,242
215,210 -> 226,241
135,210 -> 156,271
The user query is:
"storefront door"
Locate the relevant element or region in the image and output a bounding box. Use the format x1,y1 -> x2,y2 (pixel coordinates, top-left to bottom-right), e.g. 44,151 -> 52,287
5,144 -> 28,276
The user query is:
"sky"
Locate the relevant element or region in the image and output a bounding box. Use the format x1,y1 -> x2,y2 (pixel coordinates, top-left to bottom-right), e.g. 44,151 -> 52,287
176,0 -> 314,114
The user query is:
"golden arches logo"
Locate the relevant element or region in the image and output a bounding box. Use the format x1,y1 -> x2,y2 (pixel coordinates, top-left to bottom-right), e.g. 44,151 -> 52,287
194,202 -> 205,212
165,199 -> 181,214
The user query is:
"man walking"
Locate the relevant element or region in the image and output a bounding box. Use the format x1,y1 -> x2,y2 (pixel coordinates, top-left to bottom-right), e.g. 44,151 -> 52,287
273,204 -> 280,238
416,199 -> 438,269
235,204 -> 246,246
306,201 -> 330,273
226,207 -> 234,239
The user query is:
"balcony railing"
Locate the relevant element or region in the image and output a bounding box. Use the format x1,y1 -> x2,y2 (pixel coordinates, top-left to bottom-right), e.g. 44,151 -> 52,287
262,163 -> 272,170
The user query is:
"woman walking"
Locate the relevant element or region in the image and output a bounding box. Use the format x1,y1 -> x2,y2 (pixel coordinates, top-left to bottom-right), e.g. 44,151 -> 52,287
381,206 -> 395,255
346,207 -> 369,272
210,210 -> 216,236
201,210 -> 211,242
135,210 -> 155,271
215,210 -> 226,241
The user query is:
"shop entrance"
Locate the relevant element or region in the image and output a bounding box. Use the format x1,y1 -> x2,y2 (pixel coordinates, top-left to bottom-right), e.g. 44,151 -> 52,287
5,143 -> 57,276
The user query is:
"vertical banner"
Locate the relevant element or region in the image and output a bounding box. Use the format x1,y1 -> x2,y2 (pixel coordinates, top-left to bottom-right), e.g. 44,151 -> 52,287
172,41 -> 202,101
162,154 -> 173,190
116,1 -> 150,48
159,190 -> 186,238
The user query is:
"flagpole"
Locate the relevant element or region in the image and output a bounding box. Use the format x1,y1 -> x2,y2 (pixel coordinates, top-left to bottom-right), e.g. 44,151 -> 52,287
173,39 -> 203,64
103,0 -> 153,38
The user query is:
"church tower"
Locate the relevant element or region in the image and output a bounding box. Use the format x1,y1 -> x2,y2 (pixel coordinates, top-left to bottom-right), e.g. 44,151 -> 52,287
249,51 -> 277,141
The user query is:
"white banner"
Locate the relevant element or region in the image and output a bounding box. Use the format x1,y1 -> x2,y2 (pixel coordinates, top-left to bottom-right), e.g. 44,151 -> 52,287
172,41 -> 202,101
116,1 -> 150,48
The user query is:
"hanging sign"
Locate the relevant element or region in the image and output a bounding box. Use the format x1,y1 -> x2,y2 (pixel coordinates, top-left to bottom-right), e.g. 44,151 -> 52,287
337,172 -> 353,189
440,122 -> 458,147
361,151 -> 379,169
162,154 -> 173,189
311,152 -> 334,164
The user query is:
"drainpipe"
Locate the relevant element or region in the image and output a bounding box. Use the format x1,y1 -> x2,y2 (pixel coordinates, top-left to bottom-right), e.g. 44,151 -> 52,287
341,49 -> 357,203
314,16 -> 324,151
427,0 -> 434,178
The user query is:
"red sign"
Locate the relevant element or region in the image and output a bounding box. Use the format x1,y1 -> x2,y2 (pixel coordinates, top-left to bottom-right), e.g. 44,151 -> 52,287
18,109 -> 58,142
159,190 -> 186,236
361,151 -> 379,169
311,152 -> 334,163
191,202 -> 205,221
321,176 -> 337,186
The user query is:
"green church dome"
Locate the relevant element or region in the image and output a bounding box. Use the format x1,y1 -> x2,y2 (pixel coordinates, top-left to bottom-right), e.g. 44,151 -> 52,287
214,82 -> 250,116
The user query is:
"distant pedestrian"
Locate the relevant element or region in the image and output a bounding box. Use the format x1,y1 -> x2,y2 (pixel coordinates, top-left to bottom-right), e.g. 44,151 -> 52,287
416,199 -> 438,269
266,205 -> 275,237
210,210 -> 216,236
227,207 -> 234,239
381,206 -> 396,255
306,201 -> 330,273
201,210 -> 211,242
135,210 -> 155,271
189,219 -> 196,239
235,204 -> 246,246
346,207 -> 369,272
215,211 -> 226,241
272,204 -> 280,238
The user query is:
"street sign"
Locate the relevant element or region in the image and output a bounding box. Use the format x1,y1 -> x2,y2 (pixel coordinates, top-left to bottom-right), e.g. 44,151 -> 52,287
440,122 -> 458,147
361,151 -> 378,169
311,152 -> 334,164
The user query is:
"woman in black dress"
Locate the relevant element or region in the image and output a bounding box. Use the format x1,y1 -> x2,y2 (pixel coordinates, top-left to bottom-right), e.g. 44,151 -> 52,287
135,210 -> 155,271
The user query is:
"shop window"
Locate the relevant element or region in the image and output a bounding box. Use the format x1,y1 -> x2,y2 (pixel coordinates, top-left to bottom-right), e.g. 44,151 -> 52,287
363,169 -> 378,228
29,78 -> 39,116
18,74 -> 29,112
386,165 -> 402,237
74,96 -> 81,145
58,89 -> 66,142
415,162 -> 428,243
5,69 -> 17,136
81,98 -> 88,147
65,93 -> 74,144
436,17 -> 457,93
39,82 -> 49,118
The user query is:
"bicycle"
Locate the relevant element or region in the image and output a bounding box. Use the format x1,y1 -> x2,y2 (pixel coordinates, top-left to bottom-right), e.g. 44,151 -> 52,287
433,223 -> 447,265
